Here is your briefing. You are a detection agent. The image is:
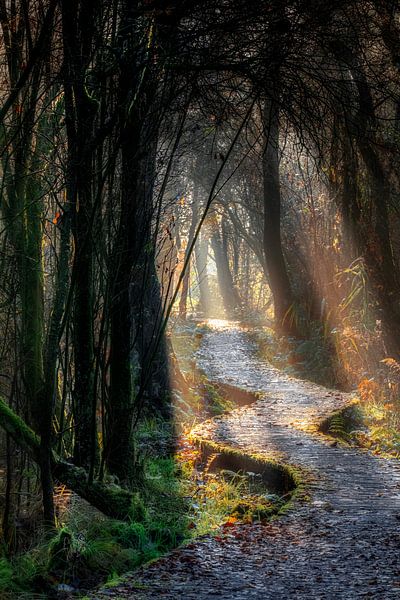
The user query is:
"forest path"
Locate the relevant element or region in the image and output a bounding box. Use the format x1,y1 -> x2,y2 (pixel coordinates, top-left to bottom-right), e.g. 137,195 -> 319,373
92,320 -> 400,599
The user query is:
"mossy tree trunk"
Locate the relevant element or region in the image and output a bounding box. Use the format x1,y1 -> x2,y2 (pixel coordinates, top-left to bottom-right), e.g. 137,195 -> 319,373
0,8 -> 57,525
0,397 -> 135,520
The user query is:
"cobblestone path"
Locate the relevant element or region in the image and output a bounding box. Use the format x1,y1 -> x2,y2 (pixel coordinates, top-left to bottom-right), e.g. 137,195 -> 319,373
92,321 -> 400,599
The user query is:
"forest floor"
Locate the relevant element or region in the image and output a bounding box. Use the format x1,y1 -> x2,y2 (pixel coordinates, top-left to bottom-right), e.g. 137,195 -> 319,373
90,320 -> 400,599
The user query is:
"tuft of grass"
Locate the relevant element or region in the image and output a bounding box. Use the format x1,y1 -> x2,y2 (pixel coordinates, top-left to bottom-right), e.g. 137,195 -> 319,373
178,435 -> 300,537
190,470 -> 286,534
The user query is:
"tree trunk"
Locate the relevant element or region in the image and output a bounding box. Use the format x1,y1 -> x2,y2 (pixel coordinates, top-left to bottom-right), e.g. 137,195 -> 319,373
340,134 -> 400,358
211,222 -> 241,317
0,46 -> 55,525
106,5 -> 176,479
262,96 -> 299,337
333,40 -> 400,358
179,197 -> 198,319
61,0 -> 99,469
106,118 -> 142,480
194,233 -> 212,317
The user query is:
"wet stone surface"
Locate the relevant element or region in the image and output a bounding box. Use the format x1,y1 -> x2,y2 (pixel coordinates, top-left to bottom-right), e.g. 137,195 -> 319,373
91,321 -> 400,599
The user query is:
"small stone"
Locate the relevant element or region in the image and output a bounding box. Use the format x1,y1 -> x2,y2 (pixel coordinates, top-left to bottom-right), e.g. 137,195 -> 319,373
56,583 -> 75,593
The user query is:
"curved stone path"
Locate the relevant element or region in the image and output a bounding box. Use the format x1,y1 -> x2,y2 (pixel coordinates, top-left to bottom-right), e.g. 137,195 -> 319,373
92,321 -> 400,599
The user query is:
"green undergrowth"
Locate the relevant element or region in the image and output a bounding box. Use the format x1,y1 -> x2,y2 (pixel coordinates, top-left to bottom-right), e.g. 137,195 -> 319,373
0,457 -> 189,599
190,470 -> 284,534
350,399 -> 400,458
319,385 -> 400,458
0,398 -> 296,597
0,320 -> 305,598
351,371 -> 400,457
361,421 -> 400,457
0,435 -> 305,598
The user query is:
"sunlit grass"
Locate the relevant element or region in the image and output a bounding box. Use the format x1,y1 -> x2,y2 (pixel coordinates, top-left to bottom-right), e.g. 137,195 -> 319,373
176,440 -> 284,537
356,377 -> 400,457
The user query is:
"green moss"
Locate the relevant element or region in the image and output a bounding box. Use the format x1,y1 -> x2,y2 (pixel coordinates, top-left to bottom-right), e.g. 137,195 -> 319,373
0,558 -> 14,590
191,435 -> 303,491
111,522 -> 147,549
0,396 -> 41,459
47,528 -> 74,572
202,381 -> 235,415
185,434 -> 306,533
0,551 -> 48,598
